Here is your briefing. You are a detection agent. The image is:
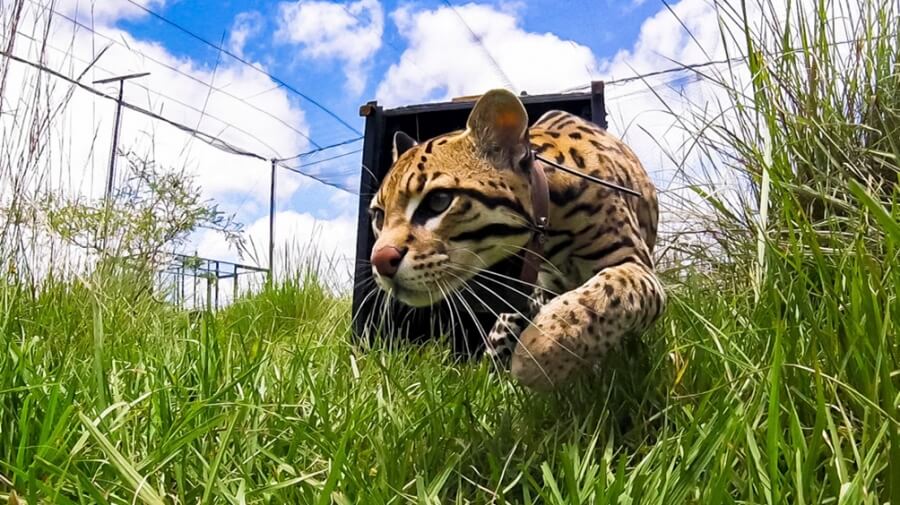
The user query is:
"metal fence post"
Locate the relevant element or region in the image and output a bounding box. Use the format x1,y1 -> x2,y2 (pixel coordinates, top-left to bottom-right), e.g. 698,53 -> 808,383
268,159 -> 277,285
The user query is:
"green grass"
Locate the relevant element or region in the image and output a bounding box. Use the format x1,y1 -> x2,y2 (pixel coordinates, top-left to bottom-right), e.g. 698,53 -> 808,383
0,209 -> 897,504
2,0 -> 900,502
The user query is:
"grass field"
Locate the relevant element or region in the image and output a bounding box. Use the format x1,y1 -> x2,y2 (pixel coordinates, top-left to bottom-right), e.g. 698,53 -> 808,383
2,0 -> 900,503
1,214 -> 898,504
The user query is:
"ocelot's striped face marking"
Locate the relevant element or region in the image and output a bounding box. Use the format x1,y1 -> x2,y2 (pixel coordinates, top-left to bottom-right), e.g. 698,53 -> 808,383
369,90 -> 535,307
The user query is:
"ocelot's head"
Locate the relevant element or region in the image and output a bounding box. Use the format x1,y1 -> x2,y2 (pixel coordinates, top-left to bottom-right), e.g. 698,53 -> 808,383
369,89 -> 536,307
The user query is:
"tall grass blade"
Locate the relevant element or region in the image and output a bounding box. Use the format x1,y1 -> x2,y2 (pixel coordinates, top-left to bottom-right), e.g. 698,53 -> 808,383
76,411 -> 165,505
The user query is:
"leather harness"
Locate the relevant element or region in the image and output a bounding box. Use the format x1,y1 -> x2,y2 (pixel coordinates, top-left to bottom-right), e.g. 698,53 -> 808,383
519,154 -> 550,287
517,150 -> 640,286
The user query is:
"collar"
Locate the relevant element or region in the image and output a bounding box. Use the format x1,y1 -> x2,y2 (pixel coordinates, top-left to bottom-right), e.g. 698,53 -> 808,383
519,152 -> 550,287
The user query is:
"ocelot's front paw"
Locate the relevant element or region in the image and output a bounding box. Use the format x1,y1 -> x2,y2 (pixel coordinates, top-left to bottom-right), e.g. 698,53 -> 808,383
510,296 -> 593,391
483,313 -> 523,369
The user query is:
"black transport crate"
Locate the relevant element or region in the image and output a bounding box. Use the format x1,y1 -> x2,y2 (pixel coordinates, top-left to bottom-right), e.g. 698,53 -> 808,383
352,82 -> 608,355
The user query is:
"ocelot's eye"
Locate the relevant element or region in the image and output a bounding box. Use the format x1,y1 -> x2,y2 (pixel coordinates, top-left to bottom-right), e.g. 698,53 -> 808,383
422,190 -> 454,215
370,208 -> 385,231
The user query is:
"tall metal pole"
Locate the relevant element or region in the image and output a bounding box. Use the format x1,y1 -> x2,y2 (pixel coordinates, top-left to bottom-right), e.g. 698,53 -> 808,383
268,159 -> 277,285
214,261 -> 220,310
233,264 -> 239,301
93,72 -> 150,200
106,81 -> 125,199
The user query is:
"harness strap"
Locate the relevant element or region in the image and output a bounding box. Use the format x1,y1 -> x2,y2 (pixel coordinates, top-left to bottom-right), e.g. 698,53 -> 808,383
517,150 -> 639,286
519,155 -> 550,287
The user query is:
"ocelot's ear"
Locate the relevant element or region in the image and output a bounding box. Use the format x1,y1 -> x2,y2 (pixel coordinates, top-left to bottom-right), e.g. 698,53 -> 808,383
466,88 -> 529,168
392,131 -> 418,162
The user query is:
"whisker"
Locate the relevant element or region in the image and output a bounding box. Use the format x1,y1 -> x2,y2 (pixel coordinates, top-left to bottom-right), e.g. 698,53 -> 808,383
447,261 -> 558,301
377,287 -> 397,346
449,287 -> 505,369
449,262 -> 617,346
438,280 -> 471,358
352,273 -> 377,292
358,288 -> 385,344
434,282 -> 453,345
442,278 -> 490,358
352,288 -> 378,327
444,272 -> 555,385
423,285 -> 444,343
463,275 -> 584,364
446,259 -> 557,297
454,272 -> 539,324
442,281 -> 467,355
360,162 -> 378,181
494,244 -> 566,278
443,232 -> 565,279
444,265 -> 586,367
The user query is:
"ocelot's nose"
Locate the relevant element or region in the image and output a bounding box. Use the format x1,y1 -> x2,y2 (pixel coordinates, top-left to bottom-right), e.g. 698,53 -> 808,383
371,246 -> 407,278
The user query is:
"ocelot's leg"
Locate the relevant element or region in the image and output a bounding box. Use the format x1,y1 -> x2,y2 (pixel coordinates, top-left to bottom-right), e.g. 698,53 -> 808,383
510,262 -> 666,390
485,313 -> 525,363
484,287 -> 552,366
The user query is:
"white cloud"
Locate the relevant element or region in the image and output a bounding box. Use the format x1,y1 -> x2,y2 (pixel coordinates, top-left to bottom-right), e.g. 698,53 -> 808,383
275,0 -> 383,94
375,2 -> 597,107
51,0 -> 166,22
229,11 -> 265,57
597,0 -> 728,175
196,210 -> 357,291
601,0 -> 723,80
2,1 -> 312,201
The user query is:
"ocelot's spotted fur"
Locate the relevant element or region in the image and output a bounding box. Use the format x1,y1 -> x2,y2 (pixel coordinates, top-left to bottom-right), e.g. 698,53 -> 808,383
368,89 -> 666,390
